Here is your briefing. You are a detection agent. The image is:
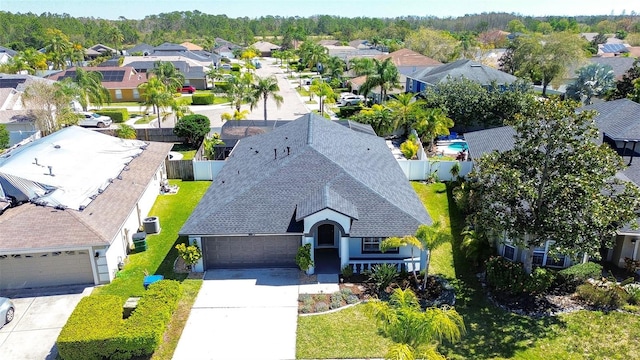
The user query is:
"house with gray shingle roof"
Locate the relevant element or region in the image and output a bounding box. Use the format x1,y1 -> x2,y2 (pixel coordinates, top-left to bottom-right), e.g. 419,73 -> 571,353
464,98 -> 640,271
180,114 -> 431,274
0,126 -> 172,290
407,59 -> 519,94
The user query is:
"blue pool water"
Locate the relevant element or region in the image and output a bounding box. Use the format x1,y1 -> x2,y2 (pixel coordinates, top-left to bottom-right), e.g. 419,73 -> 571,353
447,142 -> 468,151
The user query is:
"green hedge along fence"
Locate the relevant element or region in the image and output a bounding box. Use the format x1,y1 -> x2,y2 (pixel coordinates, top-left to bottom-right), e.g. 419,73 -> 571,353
96,108 -> 129,123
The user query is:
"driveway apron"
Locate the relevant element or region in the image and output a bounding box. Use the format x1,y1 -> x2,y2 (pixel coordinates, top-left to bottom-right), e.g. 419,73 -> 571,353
173,268 -> 300,360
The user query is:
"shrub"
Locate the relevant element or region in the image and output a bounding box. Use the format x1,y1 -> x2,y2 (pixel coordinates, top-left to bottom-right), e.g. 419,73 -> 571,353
57,280 -> 181,360
300,304 -> 313,313
558,262 -> 603,290
175,240 -> 202,269
624,257 -> 640,273
173,114 -> 211,145
312,294 -> 326,302
400,138 -> 419,159
485,256 -> 529,294
366,263 -> 398,294
576,282 -> 629,308
115,124 -> 136,139
330,300 -> 342,310
231,65 -> 240,72
330,292 -> 343,303
624,284 -> 640,305
339,288 -> 353,299
191,93 -> 215,105
96,108 -> 129,123
341,264 -> 354,278
338,105 -> 362,118
295,243 -> 314,271
298,294 -> 312,302
346,295 -> 359,304
315,302 -> 329,312
526,267 -> 557,294
213,82 -> 230,93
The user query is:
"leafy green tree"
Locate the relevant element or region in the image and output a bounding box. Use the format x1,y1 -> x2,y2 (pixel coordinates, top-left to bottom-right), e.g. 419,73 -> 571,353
566,63 -> 615,105
250,75 -> 284,124
138,77 -> 173,128
502,32 -> 588,96
470,98 -> 640,274
365,288 -> 465,360
309,79 -> 335,116
150,61 -> 185,92
203,132 -> 224,160
62,68 -> 111,111
405,27 -> 460,63
360,58 -> 401,104
173,114 -> 211,145
0,124 -> 9,149
22,80 -> 77,135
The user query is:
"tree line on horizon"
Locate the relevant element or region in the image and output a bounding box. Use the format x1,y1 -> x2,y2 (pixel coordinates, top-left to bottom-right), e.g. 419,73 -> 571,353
2,10 -> 640,50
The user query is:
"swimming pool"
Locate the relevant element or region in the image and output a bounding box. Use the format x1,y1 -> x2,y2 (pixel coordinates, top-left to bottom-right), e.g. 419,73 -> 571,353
447,142 -> 468,151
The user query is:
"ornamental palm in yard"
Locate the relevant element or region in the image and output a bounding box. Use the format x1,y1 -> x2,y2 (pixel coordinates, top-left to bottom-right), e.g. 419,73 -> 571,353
365,288 -> 465,360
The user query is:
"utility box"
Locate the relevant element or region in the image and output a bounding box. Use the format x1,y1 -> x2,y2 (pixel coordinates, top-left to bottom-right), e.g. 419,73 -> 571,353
143,216 -> 160,234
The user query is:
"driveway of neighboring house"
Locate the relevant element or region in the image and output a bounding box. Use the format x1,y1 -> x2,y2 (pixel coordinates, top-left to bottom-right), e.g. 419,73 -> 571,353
0,285 -> 93,360
172,268 -> 301,360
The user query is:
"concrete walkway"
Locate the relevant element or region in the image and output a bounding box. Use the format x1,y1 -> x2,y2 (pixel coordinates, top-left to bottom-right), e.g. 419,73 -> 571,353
173,268 -> 337,360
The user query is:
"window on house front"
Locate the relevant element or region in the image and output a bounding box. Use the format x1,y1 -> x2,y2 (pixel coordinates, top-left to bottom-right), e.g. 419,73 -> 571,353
115,89 -> 123,100
362,237 -> 399,254
532,250 -> 545,266
546,254 -> 566,268
503,244 -> 516,261
132,88 -> 140,99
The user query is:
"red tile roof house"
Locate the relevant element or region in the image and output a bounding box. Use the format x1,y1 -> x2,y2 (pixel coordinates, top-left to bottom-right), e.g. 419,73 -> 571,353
47,66 -> 148,102
0,126 -> 171,290
179,114 -> 432,275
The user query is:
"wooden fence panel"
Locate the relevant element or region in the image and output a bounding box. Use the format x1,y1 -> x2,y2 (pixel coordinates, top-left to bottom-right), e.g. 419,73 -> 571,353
165,159 -> 194,180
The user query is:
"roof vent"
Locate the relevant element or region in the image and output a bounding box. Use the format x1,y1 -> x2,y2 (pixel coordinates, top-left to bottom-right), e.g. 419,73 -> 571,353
287,146 -> 290,155
34,158 -> 39,165
54,144 -> 61,149
47,166 -> 54,176
274,148 -> 277,159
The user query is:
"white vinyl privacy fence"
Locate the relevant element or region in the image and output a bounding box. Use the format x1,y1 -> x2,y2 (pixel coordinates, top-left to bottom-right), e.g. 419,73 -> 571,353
396,159 -> 474,181
193,160 -> 226,180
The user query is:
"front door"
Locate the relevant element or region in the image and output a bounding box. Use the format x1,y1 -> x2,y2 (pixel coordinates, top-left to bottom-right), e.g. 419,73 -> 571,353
317,224 -> 335,247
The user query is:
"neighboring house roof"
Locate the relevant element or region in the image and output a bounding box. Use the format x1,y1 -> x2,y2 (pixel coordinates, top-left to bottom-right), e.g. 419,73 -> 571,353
180,114 -> 431,237
89,44 -> 116,54
409,59 -> 519,86
125,60 -> 206,79
154,42 -> 188,52
0,73 -> 55,91
374,48 -> 441,68
465,126 -> 516,159
587,57 -> 636,79
318,40 -> 340,46
0,46 -> 17,57
127,43 -> 154,55
582,98 -> 640,141
46,66 -> 147,89
349,39 -> 370,49
181,41 -> 203,51
0,129 -> 172,251
215,38 -> 241,50
599,43 -> 629,55
0,110 -> 36,126
251,41 -> 281,52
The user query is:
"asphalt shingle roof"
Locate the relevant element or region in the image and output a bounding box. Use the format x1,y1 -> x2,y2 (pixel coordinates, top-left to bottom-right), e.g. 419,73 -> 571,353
180,114 -> 431,238
581,98 -> 640,141
296,186 -> 359,221
464,126 -> 517,159
409,59 -> 518,86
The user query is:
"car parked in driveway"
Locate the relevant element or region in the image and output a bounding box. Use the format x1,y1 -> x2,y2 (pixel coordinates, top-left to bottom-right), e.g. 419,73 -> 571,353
0,297 -> 14,328
338,94 -> 365,106
180,85 -> 196,94
77,112 -> 112,128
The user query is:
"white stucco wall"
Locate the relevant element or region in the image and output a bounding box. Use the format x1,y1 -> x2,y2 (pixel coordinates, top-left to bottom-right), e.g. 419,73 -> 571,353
303,209 -> 351,236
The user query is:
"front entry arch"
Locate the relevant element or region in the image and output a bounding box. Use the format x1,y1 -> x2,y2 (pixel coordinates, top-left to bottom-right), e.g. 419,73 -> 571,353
317,224 -> 335,247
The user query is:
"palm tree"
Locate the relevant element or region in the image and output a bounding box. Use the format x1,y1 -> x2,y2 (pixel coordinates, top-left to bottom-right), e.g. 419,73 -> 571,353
324,56 -> 345,81
415,222 -> 449,289
386,92 -> 428,133
138,77 -> 173,128
413,108 -> 454,151
309,79 -> 335,116
250,75 -> 284,124
21,48 -> 48,74
107,26 -> 124,55
381,235 -> 423,284
348,57 -> 375,76
365,288 -> 465,360
44,28 -> 72,70
150,61 -> 185,92
298,42 -> 328,73
227,72 -> 254,112
221,109 -> 250,121
70,68 -> 111,111
360,58 -> 401,104
566,63 -> 615,105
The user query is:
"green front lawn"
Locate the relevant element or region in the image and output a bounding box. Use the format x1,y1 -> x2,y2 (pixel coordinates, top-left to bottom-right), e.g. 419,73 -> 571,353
296,182 -> 640,359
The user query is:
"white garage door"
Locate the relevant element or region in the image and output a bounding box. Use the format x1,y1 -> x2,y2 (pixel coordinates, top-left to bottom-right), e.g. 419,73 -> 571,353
0,250 -> 94,290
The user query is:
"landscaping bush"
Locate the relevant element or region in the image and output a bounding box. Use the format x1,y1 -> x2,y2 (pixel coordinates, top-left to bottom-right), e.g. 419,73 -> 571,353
330,300 -> 342,309
485,256 -> 556,295
230,64 -> 240,72
339,287 -> 353,299
191,93 -> 215,105
366,263 -> 399,294
315,302 -> 329,312
338,105 -> 362,118
96,108 -> 129,123
331,292 -> 343,303
346,295 -> 359,304
624,284 -> 640,305
558,262 -> 603,290
57,280 -> 182,360
300,304 -> 313,313
298,294 -> 312,302
526,267 -> 557,294
213,82 -> 230,93
576,282 -> 629,308
341,264 -> 354,278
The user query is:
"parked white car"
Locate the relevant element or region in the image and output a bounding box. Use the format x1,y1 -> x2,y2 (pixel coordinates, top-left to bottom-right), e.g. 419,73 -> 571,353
338,94 -> 365,106
77,112 -> 112,128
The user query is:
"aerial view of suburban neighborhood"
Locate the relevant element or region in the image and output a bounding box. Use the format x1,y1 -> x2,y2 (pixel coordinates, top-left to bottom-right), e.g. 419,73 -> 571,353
2,1 -> 640,359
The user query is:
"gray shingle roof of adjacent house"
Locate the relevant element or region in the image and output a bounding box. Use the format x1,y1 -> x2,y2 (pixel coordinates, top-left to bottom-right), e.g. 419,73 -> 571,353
180,114 -> 431,238
581,98 -> 640,141
409,59 -> 519,86
464,126 -> 516,159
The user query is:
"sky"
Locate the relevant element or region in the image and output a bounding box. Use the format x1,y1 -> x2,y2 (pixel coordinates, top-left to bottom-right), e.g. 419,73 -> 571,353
1,0 -> 639,20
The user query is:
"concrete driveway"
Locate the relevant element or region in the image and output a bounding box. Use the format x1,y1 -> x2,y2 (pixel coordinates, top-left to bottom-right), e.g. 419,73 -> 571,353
173,268 -> 301,360
0,286 -> 92,360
